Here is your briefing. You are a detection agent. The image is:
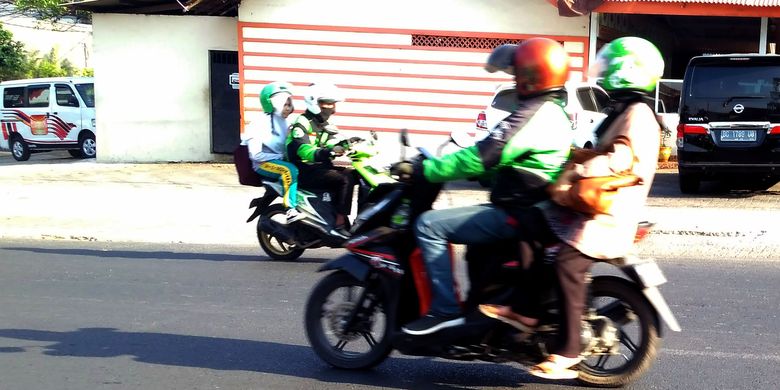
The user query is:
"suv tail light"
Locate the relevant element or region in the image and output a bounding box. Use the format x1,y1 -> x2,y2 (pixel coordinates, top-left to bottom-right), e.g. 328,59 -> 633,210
476,111 -> 487,131
770,126 -> 780,134
677,124 -> 708,148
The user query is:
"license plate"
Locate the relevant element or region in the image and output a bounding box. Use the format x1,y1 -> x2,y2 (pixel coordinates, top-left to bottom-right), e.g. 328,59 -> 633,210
720,129 -> 756,142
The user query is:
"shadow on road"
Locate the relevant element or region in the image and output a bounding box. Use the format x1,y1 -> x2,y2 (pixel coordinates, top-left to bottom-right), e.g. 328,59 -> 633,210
0,246 -> 326,264
0,327 -> 539,389
650,171 -> 780,199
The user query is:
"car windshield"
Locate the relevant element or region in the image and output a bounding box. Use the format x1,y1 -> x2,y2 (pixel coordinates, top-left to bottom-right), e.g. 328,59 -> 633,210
689,65 -> 780,99
75,83 -> 94,107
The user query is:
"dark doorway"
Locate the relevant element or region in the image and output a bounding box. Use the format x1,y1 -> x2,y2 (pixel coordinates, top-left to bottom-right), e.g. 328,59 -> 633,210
598,14 -> 764,79
209,50 -> 239,154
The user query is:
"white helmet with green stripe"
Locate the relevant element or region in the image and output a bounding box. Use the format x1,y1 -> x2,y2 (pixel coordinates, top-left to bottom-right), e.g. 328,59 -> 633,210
591,37 -> 664,93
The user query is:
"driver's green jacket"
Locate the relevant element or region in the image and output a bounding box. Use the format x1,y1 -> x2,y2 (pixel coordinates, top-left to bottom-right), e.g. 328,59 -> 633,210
423,92 -> 573,205
285,111 -> 338,165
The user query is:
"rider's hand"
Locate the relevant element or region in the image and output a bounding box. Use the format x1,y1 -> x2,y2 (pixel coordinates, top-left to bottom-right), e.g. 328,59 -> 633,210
390,161 -> 414,182
349,136 -> 364,144
332,145 -> 346,157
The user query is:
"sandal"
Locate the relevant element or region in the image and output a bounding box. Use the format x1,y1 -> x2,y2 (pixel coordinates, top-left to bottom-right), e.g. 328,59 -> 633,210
478,304 -> 538,333
528,354 -> 582,380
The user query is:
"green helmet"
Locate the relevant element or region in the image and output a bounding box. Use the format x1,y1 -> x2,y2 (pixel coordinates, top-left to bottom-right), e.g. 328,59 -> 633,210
591,37 -> 664,93
260,81 -> 293,113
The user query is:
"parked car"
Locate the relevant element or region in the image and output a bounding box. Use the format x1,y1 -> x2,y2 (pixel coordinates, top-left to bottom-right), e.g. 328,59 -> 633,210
0,77 -> 96,161
473,81 -> 610,148
677,54 -> 780,193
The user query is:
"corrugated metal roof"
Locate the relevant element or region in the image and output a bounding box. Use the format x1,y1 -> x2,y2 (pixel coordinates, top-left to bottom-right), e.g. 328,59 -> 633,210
606,0 -> 780,5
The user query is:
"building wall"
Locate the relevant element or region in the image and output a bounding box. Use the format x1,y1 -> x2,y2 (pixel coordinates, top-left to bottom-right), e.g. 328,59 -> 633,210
238,0 -> 590,155
92,14 -> 237,162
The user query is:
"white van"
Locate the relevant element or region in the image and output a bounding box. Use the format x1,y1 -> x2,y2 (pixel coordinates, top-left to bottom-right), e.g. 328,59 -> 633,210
0,77 -> 96,161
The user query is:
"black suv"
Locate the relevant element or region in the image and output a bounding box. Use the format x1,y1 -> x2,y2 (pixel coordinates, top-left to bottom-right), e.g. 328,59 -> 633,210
677,54 -> 780,193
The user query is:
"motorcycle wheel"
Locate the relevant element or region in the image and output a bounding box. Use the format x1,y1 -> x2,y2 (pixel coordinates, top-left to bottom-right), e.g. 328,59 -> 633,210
304,271 -> 392,370
257,204 -> 305,261
577,277 -> 661,388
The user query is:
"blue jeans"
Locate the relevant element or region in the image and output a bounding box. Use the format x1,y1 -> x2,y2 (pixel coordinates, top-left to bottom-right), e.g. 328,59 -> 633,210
415,204 -> 518,316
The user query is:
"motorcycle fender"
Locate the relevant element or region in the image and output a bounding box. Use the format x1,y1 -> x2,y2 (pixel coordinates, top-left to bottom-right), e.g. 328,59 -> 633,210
246,189 -> 277,223
318,254 -> 370,281
642,286 -> 682,332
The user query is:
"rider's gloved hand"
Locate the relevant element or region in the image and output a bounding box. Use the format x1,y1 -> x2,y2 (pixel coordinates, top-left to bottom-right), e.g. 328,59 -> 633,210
349,136 -> 364,144
332,145 -> 346,157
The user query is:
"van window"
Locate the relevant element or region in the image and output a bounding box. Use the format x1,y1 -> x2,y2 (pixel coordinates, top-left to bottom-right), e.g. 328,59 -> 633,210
55,84 -> 80,107
3,87 -> 25,108
689,65 -> 780,99
75,83 -> 94,108
26,85 -> 50,107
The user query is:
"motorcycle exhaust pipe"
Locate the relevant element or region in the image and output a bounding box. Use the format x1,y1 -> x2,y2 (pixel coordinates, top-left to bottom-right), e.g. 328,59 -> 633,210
259,217 -> 296,244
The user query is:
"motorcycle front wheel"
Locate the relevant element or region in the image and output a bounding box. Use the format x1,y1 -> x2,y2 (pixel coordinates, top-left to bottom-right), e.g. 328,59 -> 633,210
577,277 -> 661,388
304,271 -> 392,369
257,204 -> 305,261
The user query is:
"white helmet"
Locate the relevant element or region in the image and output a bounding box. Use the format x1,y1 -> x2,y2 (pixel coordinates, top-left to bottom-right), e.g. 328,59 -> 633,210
304,83 -> 344,115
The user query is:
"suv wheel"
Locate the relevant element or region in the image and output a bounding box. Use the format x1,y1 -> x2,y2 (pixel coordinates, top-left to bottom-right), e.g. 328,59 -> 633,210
679,172 -> 701,194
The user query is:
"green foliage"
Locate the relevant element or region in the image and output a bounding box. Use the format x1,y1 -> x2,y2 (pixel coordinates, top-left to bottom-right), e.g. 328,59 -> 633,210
0,25 -> 29,80
12,0 -> 90,23
0,25 -> 92,81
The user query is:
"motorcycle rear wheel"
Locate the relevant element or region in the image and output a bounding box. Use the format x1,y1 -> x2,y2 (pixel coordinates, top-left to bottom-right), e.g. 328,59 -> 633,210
305,271 -> 392,369
577,277 -> 661,388
257,204 -> 305,261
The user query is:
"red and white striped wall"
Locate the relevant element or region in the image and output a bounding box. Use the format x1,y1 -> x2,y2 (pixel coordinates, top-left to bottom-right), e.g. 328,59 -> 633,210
238,22 -> 589,137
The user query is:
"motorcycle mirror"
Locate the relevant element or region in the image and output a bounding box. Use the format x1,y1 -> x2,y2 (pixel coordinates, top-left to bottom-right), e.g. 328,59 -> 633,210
370,130 -> 378,141
399,128 -> 410,147
450,128 -> 475,148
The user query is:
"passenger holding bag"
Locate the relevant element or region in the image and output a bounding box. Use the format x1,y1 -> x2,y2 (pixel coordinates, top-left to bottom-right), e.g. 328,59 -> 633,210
479,37 -> 665,380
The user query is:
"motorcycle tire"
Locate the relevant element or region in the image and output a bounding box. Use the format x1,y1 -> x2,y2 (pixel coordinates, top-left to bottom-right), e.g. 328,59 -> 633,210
304,271 -> 392,370
257,204 -> 305,261
577,276 -> 661,388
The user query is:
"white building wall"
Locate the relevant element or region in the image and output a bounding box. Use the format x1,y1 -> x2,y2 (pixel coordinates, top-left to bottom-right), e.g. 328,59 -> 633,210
92,14 -> 237,162
239,0 -> 587,36
238,0 -> 589,156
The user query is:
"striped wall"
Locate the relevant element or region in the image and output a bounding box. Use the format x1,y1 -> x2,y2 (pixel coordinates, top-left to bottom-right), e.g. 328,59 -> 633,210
239,22 -> 589,138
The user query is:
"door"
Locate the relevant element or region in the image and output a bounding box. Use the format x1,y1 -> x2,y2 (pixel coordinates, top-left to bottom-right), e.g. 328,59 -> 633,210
209,50 -> 240,154
53,84 -> 82,142
23,84 -> 58,146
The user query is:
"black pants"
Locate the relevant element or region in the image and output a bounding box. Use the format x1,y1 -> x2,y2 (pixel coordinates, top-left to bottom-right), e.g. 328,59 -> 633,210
512,207 -> 594,358
297,164 -> 356,216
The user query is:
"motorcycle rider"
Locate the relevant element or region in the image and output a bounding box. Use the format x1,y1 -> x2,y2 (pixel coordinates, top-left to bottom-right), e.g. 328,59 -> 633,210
479,36 -> 665,379
241,81 -> 302,223
286,82 -> 356,238
399,37 -> 575,336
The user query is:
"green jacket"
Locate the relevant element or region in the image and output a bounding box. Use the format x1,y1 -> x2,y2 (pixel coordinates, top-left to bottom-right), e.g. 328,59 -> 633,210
285,111 -> 337,166
423,91 -> 573,206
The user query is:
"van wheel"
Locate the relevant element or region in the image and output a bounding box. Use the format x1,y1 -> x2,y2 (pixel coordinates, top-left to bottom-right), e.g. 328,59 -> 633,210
679,172 -> 700,194
10,137 -> 30,161
79,132 -> 96,158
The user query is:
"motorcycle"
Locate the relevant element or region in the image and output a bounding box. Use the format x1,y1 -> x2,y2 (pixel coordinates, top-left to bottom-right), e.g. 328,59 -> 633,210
303,131 -> 680,387
246,130 -> 396,261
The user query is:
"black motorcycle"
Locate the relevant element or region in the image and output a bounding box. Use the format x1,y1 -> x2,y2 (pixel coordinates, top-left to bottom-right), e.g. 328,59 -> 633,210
303,132 -> 680,387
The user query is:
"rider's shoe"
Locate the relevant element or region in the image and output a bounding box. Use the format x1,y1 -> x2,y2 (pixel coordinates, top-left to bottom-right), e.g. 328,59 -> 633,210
286,208 -> 305,223
401,313 -> 464,336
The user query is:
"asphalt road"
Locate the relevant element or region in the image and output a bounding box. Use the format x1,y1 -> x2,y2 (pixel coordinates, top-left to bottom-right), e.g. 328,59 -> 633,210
0,240 -> 777,390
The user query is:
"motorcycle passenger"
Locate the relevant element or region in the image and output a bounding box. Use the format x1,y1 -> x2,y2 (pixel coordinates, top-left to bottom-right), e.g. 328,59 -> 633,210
400,37 -> 575,336
241,81 -> 302,223
286,82 -> 356,238
479,37 -> 665,380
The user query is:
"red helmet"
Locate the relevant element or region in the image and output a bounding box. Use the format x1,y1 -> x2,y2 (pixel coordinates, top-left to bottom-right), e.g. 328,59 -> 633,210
514,38 -> 570,97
